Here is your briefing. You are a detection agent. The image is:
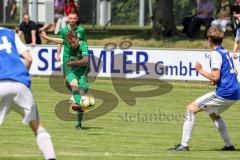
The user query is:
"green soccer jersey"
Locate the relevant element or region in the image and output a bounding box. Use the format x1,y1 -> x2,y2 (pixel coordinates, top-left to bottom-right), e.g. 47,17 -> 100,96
59,25 -> 89,77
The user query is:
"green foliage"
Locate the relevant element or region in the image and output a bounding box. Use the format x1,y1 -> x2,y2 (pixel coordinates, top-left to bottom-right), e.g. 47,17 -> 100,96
110,0 -> 238,26
173,0 -> 195,24
111,0 -> 140,25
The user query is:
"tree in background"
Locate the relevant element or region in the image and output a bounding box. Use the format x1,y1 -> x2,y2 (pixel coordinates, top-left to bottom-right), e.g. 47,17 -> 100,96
152,0 -> 177,37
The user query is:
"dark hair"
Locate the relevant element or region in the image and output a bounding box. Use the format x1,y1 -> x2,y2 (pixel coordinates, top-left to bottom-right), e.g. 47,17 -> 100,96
209,37 -> 223,45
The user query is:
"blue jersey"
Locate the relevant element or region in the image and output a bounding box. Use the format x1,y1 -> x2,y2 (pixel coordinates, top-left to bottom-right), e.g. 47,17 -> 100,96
0,27 -> 31,88
212,46 -> 240,100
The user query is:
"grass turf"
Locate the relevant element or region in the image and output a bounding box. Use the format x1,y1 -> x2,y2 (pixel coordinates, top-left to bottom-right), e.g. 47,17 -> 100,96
0,77 -> 240,160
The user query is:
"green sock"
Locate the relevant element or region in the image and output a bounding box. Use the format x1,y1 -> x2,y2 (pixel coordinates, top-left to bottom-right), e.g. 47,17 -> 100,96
72,90 -> 81,104
77,110 -> 84,126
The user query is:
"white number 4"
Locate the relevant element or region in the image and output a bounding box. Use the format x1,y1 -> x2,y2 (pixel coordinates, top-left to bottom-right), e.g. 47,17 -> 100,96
0,36 -> 12,54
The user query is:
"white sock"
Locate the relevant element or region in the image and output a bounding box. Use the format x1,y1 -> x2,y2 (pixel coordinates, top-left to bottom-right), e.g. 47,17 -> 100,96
214,118 -> 232,147
181,112 -> 195,147
36,127 -> 56,160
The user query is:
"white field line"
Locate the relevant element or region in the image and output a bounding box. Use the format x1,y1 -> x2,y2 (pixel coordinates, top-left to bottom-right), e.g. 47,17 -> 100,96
1,152 -> 240,158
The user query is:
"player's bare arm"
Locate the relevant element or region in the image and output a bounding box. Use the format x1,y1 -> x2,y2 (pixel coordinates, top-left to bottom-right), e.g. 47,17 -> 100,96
195,62 -> 220,82
56,44 -> 62,62
67,57 -> 89,67
41,31 -> 63,44
31,30 -> 36,46
233,41 -> 239,60
17,30 -> 23,37
21,50 -> 32,70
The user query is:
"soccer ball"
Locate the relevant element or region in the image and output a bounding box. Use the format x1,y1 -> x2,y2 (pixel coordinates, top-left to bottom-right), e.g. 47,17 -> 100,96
80,95 -> 96,110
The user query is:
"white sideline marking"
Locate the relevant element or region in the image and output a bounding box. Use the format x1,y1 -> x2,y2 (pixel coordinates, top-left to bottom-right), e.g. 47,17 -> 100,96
1,152 -> 240,158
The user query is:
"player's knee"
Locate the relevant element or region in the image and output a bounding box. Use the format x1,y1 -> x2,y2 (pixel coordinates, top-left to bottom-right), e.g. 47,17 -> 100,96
29,119 -> 42,133
209,113 -> 221,120
186,101 -> 200,113
186,103 -> 194,112
71,84 -> 78,91
70,80 -> 78,91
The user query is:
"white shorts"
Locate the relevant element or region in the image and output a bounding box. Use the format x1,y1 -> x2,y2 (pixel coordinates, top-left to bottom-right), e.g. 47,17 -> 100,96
196,92 -> 236,115
0,80 -> 39,125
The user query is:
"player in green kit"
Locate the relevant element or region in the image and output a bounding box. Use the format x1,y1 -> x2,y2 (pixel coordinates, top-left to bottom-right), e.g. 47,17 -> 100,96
41,12 -> 89,129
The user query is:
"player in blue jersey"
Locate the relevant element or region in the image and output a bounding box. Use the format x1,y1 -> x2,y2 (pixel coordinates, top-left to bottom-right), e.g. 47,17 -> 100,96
169,27 -> 240,151
0,27 -> 56,160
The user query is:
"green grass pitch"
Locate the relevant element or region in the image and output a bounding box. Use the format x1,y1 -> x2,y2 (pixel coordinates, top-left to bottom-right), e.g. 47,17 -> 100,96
1,77 -> 240,160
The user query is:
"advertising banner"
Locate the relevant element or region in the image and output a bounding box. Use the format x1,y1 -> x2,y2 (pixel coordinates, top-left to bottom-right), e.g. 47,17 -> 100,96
28,45 -> 240,81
